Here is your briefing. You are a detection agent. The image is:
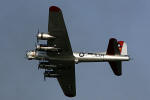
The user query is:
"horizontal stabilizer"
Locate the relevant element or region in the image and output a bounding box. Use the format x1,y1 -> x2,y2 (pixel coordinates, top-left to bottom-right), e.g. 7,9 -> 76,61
109,61 -> 122,76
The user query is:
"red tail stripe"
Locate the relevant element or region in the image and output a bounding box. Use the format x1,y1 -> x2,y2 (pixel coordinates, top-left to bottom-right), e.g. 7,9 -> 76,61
118,41 -> 124,53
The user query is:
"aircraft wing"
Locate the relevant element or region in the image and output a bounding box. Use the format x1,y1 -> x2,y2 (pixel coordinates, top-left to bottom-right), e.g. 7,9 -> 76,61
57,62 -> 76,97
47,6 -> 76,97
47,6 -> 73,56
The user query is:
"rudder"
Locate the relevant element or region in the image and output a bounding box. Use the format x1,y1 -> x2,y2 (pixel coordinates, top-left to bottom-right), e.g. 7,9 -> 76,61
118,41 -> 128,55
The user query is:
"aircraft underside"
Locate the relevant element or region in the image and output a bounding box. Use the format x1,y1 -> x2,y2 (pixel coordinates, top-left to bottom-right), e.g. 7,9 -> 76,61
27,51 -> 129,63
26,6 -> 130,97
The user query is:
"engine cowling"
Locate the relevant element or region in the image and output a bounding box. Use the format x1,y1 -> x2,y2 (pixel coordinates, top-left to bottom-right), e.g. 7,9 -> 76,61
37,33 -> 55,40
26,50 -> 48,60
44,71 -> 60,78
38,62 -> 57,70
36,44 -> 60,51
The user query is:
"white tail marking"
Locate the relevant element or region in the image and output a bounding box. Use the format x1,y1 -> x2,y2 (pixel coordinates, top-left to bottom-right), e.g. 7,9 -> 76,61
118,41 -> 128,55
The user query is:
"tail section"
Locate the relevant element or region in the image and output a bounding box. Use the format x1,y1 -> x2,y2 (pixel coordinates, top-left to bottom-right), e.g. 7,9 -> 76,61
109,61 -> 122,76
106,38 -> 128,76
106,38 -> 120,55
118,41 -> 128,55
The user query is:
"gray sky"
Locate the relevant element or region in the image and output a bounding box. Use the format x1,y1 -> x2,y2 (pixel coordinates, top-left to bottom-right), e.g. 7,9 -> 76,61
0,0 -> 150,100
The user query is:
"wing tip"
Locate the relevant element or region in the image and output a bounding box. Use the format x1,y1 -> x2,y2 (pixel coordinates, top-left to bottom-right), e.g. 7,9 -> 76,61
65,93 -> 76,97
49,6 -> 61,12
114,71 -> 122,76
109,38 -> 117,42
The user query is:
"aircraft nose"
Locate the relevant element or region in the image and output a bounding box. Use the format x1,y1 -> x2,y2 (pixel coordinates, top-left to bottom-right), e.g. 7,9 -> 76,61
26,51 -> 33,60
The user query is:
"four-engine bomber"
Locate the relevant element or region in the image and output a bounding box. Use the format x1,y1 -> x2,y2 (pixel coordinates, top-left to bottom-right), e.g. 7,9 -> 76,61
26,6 -> 130,97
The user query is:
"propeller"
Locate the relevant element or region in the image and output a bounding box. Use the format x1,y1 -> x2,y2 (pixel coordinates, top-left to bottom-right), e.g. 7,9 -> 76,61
44,72 -> 46,81
37,28 -> 40,43
38,60 -> 42,70
38,62 -> 40,70
32,28 -> 39,52
35,42 -> 38,50
24,49 -> 29,59
44,76 -> 46,81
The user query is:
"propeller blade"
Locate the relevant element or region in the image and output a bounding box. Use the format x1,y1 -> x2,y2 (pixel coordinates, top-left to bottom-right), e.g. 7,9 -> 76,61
38,61 -> 41,70
35,43 -> 37,48
38,64 -> 40,70
44,74 -> 46,81
37,28 -> 40,43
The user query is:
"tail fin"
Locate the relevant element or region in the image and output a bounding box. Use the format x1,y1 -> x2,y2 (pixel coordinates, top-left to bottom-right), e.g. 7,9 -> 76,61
106,38 -> 120,55
106,38 -> 127,76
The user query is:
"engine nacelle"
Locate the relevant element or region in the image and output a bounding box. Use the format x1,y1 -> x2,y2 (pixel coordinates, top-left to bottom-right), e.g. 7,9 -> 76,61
26,50 -> 48,60
38,62 -> 57,70
36,44 -> 60,51
26,50 -> 37,60
44,71 -> 60,78
37,33 -> 55,40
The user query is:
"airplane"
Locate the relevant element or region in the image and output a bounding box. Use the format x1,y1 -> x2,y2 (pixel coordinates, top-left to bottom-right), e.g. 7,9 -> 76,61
26,6 -> 130,97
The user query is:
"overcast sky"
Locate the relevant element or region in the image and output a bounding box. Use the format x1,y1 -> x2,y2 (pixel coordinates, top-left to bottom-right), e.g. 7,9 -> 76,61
0,0 -> 150,100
